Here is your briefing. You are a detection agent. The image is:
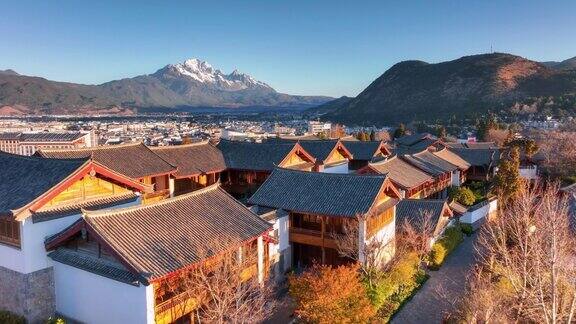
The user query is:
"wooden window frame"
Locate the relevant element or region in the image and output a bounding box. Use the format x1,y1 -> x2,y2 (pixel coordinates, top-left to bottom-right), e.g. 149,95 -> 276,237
0,217 -> 21,248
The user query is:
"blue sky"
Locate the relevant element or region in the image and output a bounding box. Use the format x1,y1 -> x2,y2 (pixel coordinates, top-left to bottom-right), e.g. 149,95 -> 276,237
2,0 -> 576,97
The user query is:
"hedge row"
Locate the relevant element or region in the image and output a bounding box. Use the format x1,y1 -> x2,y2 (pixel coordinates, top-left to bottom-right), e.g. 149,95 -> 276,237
429,226 -> 464,270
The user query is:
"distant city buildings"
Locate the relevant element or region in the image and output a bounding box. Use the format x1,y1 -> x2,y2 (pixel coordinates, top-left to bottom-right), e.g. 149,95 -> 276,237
307,120 -> 331,135
0,131 -> 95,156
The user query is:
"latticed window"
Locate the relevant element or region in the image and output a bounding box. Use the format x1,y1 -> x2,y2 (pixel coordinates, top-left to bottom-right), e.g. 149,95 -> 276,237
0,217 -> 20,248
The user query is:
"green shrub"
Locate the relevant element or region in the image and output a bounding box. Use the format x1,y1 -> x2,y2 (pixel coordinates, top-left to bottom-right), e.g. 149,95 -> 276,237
46,317 -> 66,324
364,252 -> 429,322
460,223 -> 474,236
429,244 -> 447,270
0,310 -> 25,324
428,226 -> 464,269
453,187 -> 476,206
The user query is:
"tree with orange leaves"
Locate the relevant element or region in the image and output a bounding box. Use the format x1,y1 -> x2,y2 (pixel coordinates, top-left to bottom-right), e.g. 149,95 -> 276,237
289,263 -> 375,323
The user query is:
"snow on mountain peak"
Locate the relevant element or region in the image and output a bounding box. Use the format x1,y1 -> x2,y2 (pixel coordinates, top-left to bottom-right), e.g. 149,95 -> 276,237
167,58 -> 272,91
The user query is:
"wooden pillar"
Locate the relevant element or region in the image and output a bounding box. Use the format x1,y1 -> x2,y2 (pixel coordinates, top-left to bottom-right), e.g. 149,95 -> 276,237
257,236 -> 264,284
358,216 -> 367,264
169,177 -> 175,197
321,216 -> 326,265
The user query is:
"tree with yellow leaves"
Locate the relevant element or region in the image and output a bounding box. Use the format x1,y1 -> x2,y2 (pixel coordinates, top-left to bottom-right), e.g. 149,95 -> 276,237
289,263 -> 375,323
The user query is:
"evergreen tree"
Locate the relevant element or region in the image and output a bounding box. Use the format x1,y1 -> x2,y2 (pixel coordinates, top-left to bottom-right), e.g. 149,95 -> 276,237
394,123 -> 406,139
369,130 -> 376,141
436,126 -> 447,139
476,113 -> 498,141
494,146 -> 522,202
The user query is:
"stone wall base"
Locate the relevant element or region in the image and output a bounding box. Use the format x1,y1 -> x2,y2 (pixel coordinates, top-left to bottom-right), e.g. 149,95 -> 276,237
0,266 -> 55,324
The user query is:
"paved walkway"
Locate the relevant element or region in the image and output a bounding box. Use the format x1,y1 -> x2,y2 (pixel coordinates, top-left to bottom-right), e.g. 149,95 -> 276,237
391,233 -> 479,324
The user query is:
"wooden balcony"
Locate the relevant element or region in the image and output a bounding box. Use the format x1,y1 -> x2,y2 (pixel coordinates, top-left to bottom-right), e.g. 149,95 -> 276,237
155,291 -> 197,324
289,227 -> 338,249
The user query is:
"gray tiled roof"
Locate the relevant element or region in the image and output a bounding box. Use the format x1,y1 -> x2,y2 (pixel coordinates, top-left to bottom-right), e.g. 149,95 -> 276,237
402,150 -> 458,176
37,142 -> 176,179
433,148 -> 471,170
395,133 -> 436,146
444,142 -> 499,149
396,199 -> 450,233
449,148 -> 500,167
48,248 -> 141,286
296,140 -> 342,162
341,141 -> 386,161
0,151 -> 88,214
368,156 -> 433,190
80,185 -> 270,280
248,168 -> 388,217
151,142 -> 226,177
217,139 -> 298,171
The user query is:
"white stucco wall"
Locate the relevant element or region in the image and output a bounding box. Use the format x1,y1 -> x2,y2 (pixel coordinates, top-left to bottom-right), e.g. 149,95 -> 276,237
52,261 -> 154,324
460,198 -> 498,224
322,161 -> 349,174
451,170 -> 461,186
276,212 -> 290,252
361,206 -> 396,264
519,165 -> 538,180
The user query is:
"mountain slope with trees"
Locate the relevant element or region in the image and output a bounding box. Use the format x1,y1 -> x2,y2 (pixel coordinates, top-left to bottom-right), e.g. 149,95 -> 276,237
316,53 -> 576,125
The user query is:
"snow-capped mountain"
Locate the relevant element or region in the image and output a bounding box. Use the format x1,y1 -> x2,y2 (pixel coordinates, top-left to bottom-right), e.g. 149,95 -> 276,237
154,58 -> 273,92
0,57 -> 333,115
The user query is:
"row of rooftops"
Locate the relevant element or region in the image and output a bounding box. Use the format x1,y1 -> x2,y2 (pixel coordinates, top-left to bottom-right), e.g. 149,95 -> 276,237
2,134 -> 501,215
31,138 -> 390,178
0,133 -> 501,286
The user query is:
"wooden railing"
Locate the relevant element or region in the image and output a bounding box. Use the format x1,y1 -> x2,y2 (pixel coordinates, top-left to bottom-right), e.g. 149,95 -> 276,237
155,291 -> 197,324
290,227 -> 322,237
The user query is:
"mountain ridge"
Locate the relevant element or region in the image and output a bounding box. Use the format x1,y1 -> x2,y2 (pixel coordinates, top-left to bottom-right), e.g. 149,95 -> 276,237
316,53 -> 576,125
0,58 -> 332,115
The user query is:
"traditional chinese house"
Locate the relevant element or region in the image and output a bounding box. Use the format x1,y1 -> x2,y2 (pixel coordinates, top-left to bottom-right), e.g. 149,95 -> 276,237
248,168 -> 401,268
448,147 -> 500,181
432,148 -> 471,185
396,199 -> 454,241
36,142 -> 177,203
217,139 -> 316,198
401,150 -> 461,198
341,140 -> 391,170
394,133 -> 440,155
44,185 -> 272,324
358,156 -> 435,199
151,141 -> 227,196
0,151 -> 151,323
